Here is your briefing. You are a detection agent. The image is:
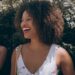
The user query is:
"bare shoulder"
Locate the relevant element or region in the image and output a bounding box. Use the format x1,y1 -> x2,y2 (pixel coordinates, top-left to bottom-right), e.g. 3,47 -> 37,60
11,44 -> 28,75
11,44 -> 23,59
11,44 -> 23,75
0,45 -> 7,56
11,44 -> 28,60
57,46 -> 73,63
0,45 -> 7,52
0,45 -> 7,69
57,46 -> 75,75
0,45 -> 7,58
11,47 -> 17,65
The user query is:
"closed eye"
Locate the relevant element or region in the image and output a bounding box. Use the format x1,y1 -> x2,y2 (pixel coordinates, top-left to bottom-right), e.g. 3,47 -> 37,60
26,18 -> 32,21
21,17 -> 32,22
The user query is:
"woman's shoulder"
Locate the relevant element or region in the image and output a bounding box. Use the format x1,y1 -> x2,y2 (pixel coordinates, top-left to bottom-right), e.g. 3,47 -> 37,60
56,45 -> 71,60
52,44 -> 68,55
0,45 -> 7,51
14,43 -> 28,51
12,44 -> 29,59
56,45 -> 74,68
0,45 -> 7,56
56,45 -> 70,57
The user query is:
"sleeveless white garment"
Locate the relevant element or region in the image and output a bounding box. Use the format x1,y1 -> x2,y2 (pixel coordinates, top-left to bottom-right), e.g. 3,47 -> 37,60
16,44 -> 59,75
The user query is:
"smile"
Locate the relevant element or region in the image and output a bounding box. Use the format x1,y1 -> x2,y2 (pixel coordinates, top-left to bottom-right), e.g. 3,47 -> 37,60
23,28 -> 31,32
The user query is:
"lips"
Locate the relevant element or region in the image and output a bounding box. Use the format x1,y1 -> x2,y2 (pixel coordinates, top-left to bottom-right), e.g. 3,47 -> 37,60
22,28 -> 31,32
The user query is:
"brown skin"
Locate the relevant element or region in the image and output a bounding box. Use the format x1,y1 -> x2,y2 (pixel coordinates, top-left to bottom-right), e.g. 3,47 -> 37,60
10,49 -> 16,75
0,45 -> 7,70
56,47 -> 75,75
11,11 -> 75,75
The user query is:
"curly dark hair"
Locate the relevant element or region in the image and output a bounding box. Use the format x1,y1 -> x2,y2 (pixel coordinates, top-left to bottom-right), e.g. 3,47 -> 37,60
15,1 -> 64,45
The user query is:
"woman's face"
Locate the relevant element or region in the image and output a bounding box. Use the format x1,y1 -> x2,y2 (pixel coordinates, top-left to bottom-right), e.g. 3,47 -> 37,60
21,11 -> 38,39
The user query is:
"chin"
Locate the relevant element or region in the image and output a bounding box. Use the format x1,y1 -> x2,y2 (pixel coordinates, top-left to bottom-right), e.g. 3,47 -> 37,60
24,35 -> 31,39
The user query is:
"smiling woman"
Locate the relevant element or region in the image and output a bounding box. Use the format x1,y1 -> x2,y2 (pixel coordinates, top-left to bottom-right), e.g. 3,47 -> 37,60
11,1 -> 75,75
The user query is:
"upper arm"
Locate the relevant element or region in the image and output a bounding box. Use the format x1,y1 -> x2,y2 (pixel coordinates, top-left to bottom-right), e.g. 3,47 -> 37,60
0,46 -> 7,69
10,49 -> 16,75
60,48 -> 75,75
10,45 -> 22,75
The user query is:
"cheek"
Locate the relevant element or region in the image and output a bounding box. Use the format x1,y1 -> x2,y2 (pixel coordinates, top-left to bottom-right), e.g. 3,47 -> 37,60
31,27 -> 37,35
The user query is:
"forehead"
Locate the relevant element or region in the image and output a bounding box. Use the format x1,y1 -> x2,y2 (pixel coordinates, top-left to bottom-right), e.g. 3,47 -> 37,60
22,11 -> 32,19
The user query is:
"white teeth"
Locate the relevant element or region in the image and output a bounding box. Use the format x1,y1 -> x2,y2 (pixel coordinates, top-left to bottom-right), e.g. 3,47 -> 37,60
23,28 -> 30,31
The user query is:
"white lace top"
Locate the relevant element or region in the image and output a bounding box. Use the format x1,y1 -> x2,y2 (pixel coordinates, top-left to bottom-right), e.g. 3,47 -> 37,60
16,44 -> 59,75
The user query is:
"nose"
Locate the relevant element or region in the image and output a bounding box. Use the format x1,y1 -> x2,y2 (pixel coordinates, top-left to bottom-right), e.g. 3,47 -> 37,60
21,21 -> 27,28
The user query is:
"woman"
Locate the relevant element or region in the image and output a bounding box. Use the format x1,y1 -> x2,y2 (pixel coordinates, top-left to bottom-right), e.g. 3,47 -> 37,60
11,1 -> 74,75
0,45 -> 7,70
0,33 -> 12,75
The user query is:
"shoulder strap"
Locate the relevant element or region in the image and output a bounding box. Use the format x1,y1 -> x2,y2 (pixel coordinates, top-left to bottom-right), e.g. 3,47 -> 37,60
49,44 -> 59,60
16,45 -> 23,60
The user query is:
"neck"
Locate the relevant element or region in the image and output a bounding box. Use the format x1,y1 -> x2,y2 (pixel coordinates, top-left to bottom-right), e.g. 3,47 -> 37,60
28,38 -> 50,52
